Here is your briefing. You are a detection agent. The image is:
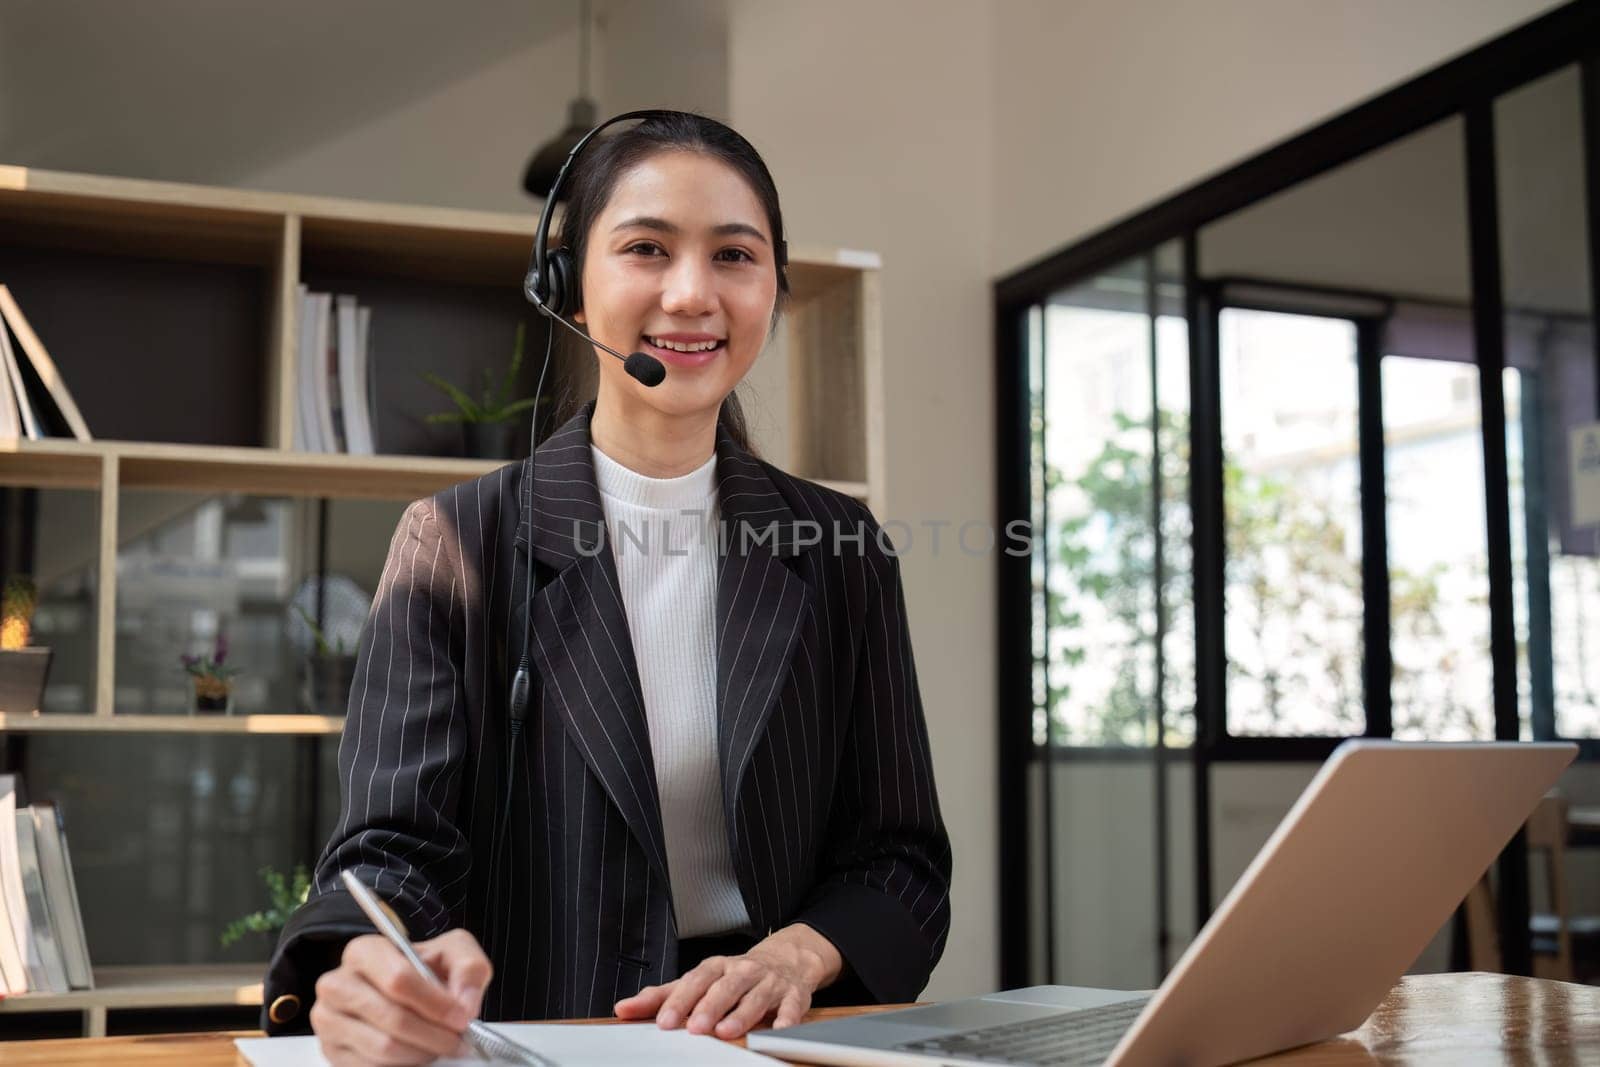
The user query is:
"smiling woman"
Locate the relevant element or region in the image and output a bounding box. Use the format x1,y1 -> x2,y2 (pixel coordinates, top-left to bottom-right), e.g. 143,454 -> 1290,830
261,110 -> 951,1067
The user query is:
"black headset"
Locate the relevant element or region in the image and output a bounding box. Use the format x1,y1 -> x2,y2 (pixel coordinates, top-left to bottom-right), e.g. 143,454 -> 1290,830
523,108 -> 788,318
524,108 -> 681,319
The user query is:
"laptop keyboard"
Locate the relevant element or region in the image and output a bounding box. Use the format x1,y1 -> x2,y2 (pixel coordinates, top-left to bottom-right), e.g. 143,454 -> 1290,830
893,997 -> 1149,1066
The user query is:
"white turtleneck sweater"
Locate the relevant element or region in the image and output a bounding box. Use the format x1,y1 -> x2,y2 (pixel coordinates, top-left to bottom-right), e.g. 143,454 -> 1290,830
589,444 -> 751,938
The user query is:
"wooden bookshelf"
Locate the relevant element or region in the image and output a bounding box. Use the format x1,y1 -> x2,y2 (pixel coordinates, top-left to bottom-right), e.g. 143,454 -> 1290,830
0,163 -> 885,490
0,163 -> 885,1033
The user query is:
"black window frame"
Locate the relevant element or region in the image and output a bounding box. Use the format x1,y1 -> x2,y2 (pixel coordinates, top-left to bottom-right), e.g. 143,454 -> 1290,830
995,0 -> 1600,988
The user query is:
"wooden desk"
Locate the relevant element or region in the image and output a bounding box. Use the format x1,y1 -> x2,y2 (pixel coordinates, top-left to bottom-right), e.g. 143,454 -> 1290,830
0,973 -> 1593,1065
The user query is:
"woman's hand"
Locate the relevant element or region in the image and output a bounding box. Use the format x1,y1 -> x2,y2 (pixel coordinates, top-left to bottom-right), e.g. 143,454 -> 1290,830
310,928 -> 492,1067
613,924 -> 842,1039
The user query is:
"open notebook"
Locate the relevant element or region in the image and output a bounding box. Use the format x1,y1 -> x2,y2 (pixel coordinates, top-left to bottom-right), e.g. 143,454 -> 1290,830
235,1021 -> 781,1066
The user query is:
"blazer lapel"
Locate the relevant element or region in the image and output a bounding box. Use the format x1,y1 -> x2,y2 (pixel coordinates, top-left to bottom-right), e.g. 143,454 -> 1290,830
512,403 -> 815,918
711,424 -> 813,845
515,403 -> 672,891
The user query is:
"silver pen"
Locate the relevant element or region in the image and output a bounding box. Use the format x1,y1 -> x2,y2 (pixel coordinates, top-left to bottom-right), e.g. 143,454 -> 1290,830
340,869 -> 556,1066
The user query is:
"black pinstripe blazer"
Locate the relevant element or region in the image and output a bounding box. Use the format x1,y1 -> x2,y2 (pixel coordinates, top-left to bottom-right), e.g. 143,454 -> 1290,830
262,400 -> 952,1033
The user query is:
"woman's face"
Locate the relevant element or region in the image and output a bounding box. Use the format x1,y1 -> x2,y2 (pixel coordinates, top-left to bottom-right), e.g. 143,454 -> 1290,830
574,150 -> 778,422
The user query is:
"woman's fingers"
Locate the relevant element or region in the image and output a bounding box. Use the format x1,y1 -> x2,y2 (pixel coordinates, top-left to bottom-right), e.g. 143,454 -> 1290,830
614,981 -> 673,1020
415,928 -> 493,1019
686,960 -> 766,1034
657,958 -> 728,1029
313,967 -> 464,1059
772,988 -> 810,1029
715,977 -> 787,1039
342,934 -> 474,1030
312,999 -> 440,1067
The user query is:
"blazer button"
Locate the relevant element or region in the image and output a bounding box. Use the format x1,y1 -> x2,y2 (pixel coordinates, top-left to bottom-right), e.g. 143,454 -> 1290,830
268,993 -> 302,1025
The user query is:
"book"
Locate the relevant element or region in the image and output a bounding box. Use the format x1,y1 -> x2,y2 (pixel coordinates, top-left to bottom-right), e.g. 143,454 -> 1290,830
0,776 -> 26,992
0,314 -> 34,440
337,295 -> 374,455
292,286 -> 310,451
359,305 -> 377,453
14,805 -> 69,992
30,804 -> 91,990
296,287 -> 323,452
0,774 -> 39,991
311,293 -> 338,453
326,294 -> 346,452
0,285 -> 91,442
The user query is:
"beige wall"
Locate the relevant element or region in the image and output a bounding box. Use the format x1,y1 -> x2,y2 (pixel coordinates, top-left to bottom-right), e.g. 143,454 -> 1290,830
244,33 -> 576,213
241,1 -> 729,213
727,0 -> 999,1001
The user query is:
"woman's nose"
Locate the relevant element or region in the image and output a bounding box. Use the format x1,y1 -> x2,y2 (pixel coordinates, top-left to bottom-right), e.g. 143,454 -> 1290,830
660,258 -> 717,317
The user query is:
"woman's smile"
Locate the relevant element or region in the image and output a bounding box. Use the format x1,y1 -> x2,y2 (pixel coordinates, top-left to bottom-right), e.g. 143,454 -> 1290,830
642,331 -> 727,367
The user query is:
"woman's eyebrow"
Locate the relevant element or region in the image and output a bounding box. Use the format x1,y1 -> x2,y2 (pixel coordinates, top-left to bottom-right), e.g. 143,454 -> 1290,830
612,215 -> 770,245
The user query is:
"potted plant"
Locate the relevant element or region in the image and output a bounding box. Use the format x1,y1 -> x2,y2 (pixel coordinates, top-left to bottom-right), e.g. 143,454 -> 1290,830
181,632 -> 238,715
0,576 -> 52,714
423,322 -> 545,459
294,605 -> 358,716
221,865 -> 311,949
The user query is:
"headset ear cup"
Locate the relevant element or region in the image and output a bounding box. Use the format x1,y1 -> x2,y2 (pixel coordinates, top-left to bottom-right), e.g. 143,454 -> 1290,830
545,248 -> 578,318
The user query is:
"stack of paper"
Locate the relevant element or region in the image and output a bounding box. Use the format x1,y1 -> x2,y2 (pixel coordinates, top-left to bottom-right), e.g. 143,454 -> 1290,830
237,1021 -> 784,1066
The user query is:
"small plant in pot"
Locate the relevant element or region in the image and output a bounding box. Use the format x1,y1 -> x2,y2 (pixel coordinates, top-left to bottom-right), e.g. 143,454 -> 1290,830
181,632 -> 238,715
423,321 -> 545,459
294,605 -> 357,716
0,576 -> 52,715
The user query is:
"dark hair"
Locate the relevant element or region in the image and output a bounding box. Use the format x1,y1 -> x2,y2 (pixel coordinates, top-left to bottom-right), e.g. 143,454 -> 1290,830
542,112 -> 789,455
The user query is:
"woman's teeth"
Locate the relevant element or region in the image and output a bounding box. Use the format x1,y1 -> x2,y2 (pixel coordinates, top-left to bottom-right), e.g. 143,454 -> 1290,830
647,336 -> 723,353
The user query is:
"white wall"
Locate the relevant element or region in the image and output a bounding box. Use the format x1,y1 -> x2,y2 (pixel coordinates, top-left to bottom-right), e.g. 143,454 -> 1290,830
990,0 -> 1565,276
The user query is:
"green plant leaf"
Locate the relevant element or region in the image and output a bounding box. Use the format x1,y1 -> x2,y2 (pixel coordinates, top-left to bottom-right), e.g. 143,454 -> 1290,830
422,371 -> 485,420
501,322 -> 526,404
490,396 -> 541,419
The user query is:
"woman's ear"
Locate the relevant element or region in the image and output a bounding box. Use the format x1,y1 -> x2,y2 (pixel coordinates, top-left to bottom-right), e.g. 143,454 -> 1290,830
573,305 -> 585,325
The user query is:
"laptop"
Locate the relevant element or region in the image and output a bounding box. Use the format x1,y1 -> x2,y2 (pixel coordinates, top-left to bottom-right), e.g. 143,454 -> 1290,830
748,739 -> 1577,1067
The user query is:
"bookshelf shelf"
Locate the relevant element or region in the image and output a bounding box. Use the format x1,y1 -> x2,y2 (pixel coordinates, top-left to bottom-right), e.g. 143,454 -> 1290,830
0,963 -> 264,1037
0,437 -> 502,499
0,442 -> 869,502
0,713 -> 344,735
0,963 -> 264,1012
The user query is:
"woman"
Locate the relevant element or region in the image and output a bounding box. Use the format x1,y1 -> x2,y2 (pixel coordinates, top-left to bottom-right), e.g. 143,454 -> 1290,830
262,111 -> 951,1065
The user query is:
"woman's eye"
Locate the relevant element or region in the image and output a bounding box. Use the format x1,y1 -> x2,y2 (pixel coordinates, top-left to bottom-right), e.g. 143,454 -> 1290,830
626,242 -> 665,257
716,248 -> 755,263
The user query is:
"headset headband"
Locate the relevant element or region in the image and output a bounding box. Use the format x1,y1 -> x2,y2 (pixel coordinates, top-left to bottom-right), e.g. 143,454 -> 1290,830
526,109 -> 788,309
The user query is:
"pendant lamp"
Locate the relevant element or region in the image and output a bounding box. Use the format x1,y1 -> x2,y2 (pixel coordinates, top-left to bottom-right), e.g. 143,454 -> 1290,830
522,0 -> 597,199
